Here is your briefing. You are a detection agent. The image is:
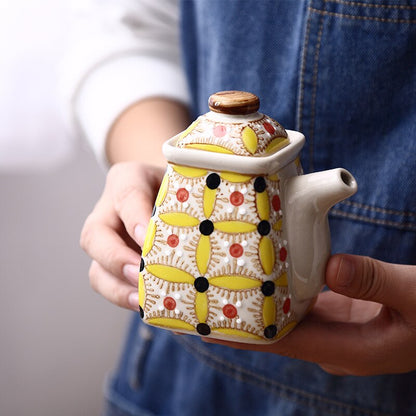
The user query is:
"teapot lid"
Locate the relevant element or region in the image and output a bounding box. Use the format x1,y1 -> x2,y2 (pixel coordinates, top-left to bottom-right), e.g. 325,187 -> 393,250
163,91 -> 305,174
175,91 -> 290,157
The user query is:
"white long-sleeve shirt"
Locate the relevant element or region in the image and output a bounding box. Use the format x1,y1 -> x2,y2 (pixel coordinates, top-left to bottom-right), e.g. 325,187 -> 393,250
62,0 -> 188,166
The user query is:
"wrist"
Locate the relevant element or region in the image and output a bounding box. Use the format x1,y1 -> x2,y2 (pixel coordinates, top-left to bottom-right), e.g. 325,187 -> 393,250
106,98 -> 190,166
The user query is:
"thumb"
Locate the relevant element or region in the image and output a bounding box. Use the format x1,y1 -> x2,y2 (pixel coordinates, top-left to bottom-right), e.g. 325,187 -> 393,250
326,254 -> 416,313
107,162 -> 164,246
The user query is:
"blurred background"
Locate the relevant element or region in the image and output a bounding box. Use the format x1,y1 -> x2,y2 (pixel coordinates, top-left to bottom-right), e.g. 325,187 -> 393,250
0,1 -> 129,414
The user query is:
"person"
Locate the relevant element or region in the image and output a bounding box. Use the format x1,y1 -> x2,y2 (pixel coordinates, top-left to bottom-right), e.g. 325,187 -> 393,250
68,1 -> 416,415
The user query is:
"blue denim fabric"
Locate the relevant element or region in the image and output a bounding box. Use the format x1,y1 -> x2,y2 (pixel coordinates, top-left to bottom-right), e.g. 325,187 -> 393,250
104,1 -> 416,415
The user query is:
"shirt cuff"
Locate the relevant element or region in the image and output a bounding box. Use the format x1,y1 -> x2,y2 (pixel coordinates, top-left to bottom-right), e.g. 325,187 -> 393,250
73,54 -> 190,167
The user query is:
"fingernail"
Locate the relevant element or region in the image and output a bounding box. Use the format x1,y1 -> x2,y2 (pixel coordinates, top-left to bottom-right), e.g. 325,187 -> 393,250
123,264 -> 140,285
128,292 -> 140,309
135,224 -> 146,246
336,256 -> 355,288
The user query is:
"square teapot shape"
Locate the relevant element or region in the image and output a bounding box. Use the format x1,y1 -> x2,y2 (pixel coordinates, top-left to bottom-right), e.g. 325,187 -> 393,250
138,91 -> 357,343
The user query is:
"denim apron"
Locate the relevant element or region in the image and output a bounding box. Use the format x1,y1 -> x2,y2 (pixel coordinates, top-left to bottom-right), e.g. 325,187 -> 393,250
104,1 -> 416,415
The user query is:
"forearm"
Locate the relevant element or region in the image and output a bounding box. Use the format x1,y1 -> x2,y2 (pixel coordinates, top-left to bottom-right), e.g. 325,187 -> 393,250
106,98 -> 190,167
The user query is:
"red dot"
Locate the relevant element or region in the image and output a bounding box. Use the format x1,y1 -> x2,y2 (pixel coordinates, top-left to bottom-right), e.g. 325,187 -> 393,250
176,188 -> 189,202
163,297 -> 176,310
263,121 -> 275,135
223,304 -> 237,319
167,234 -> 179,248
229,243 -> 244,258
283,298 -> 291,314
280,247 -> 287,262
272,195 -> 281,211
230,191 -> 244,206
213,125 -> 227,137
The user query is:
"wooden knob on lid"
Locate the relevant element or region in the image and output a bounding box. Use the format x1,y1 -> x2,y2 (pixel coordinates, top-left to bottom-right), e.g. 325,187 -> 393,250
208,91 -> 260,115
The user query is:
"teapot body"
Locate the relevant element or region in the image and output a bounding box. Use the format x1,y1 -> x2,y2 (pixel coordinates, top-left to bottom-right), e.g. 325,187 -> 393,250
138,91 -> 357,343
138,155 -> 313,343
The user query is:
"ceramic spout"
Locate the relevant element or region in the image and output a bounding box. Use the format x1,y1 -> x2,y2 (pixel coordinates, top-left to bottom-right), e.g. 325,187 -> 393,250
283,168 -> 357,301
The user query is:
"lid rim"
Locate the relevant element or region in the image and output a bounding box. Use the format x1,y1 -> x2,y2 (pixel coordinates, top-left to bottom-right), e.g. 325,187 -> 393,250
163,130 -> 305,175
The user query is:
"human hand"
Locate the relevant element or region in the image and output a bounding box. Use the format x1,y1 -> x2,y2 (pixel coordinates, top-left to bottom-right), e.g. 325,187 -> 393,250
80,161 -> 164,310
204,254 -> 416,376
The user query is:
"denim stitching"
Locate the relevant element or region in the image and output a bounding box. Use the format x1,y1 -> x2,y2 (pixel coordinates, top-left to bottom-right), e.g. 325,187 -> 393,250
340,200 -> 416,218
103,374 -> 157,416
128,325 -> 153,390
325,0 -> 416,10
331,208 -> 416,231
296,1 -> 313,134
175,336 -> 394,416
310,7 -> 416,23
306,2 -> 416,230
308,16 -> 325,173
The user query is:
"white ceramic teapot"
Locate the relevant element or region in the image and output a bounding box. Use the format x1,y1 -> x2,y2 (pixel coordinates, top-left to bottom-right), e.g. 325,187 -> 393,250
138,91 -> 357,343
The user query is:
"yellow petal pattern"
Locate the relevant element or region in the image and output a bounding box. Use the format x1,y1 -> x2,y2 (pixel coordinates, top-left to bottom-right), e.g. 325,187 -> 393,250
142,218 -> 156,256
184,143 -> 234,154
242,126 -> 258,154
213,328 -> 263,340
259,236 -> 275,275
159,212 -> 200,227
147,318 -> 195,332
214,221 -> 257,233
256,191 -> 270,220
146,264 -> 194,284
209,276 -> 262,290
138,272 -> 145,308
155,173 -> 169,207
263,296 -> 276,327
220,171 -> 253,183
264,137 -> 290,154
274,272 -> 288,286
195,292 -> 208,322
172,164 -> 207,178
267,173 -> 279,181
178,120 -> 199,140
203,187 -> 217,218
273,219 -> 282,231
196,235 -> 211,275
277,321 -> 298,339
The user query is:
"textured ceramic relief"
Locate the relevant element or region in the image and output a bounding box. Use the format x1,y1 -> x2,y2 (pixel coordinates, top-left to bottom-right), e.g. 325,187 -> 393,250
139,91 -> 357,344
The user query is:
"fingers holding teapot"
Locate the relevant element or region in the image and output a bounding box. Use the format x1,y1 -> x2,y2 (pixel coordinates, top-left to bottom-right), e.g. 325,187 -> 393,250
80,161 -> 165,310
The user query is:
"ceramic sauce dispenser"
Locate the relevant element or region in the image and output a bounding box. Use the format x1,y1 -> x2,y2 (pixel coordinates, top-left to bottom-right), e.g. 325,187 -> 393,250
138,91 -> 357,343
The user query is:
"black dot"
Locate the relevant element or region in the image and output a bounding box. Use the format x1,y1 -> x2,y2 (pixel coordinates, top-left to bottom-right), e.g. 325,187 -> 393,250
261,281 -> 275,296
257,220 -> 271,235
197,323 -> 211,336
264,325 -> 277,339
206,173 -> 221,189
151,205 -> 157,217
140,258 -> 145,272
254,177 -> 267,193
199,219 -> 214,235
194,276 -> 209,293
139,306 -> 144,319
